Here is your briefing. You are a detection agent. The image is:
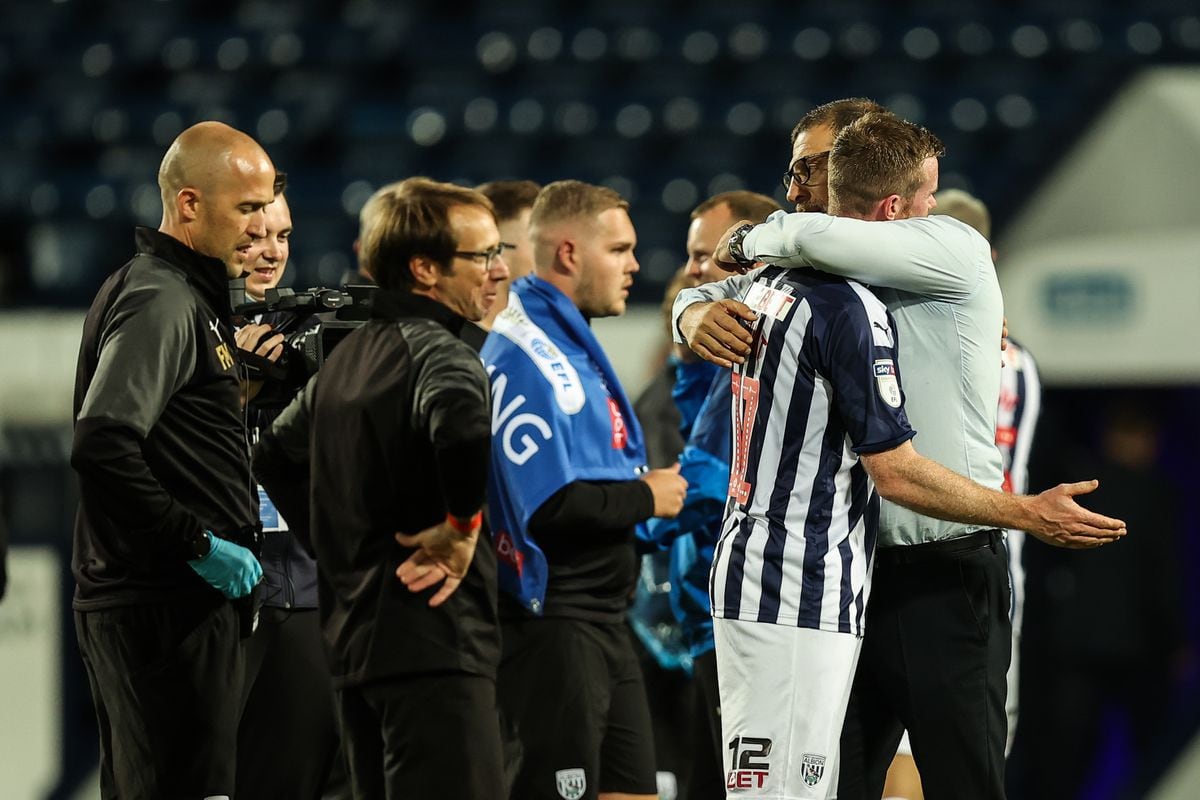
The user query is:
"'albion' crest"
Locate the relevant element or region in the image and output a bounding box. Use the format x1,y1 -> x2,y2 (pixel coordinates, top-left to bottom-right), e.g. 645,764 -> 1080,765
801,753 -> 826,787
555,767 -> 587,800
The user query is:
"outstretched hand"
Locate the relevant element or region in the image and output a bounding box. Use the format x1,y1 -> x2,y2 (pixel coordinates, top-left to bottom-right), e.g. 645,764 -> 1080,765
395,519 -> 480,607
1024,480 -> 1127,549
678,300 -> 757,368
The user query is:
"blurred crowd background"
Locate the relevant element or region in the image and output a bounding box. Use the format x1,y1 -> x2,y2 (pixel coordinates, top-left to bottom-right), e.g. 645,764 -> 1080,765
1,1 -> 1198,798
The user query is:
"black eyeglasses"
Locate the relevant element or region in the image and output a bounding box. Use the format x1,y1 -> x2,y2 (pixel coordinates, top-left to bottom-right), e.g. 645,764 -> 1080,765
453,242 -> 514,268
780,151 -> 830,190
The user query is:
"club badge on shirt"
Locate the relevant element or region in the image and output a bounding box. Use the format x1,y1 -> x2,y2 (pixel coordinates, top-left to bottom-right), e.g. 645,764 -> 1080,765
874,359 -> 902,408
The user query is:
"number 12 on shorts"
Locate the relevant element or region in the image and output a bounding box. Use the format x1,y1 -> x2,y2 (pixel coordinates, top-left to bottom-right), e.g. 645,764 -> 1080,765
727,735 -> 773,791
729,374 -> 760,504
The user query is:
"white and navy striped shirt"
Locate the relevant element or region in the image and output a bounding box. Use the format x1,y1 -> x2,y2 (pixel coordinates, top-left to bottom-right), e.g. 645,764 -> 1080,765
709,267 -> 915,636
996,339 -> 1041,631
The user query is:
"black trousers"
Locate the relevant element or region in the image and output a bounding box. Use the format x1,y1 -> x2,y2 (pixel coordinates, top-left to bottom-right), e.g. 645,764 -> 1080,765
236,607 -> 349,799
499,617 -> 658,800
335,671 -> 504,799
838,531 -> 1012,800
687,648 -> 726,800
75,599 -> 243,800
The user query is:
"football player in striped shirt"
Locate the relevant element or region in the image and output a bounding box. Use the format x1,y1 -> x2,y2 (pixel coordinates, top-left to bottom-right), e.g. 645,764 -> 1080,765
700,114 -> 1123,800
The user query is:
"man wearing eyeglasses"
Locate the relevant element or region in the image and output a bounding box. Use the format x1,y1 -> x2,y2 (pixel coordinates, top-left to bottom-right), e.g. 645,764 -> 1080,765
678,98 -> 885,365
257,177 -> 509,797
477,179 -> 542,331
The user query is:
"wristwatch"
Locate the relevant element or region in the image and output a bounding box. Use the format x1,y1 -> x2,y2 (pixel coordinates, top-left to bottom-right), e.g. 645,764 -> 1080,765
726,223 -> 756,266
187,529 -> 213,561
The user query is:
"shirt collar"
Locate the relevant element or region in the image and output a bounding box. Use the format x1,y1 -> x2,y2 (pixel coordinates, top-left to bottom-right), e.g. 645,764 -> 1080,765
134,227 -> 232,312
369,288 -> 467,335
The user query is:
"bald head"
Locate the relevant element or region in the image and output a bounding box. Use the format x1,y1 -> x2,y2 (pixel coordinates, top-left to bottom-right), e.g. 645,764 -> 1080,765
159,122 -> 273,210
157,121 -> 278,277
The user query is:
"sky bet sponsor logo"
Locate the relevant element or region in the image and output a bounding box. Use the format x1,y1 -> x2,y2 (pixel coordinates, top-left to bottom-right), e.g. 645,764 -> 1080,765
727,736 -> 771,792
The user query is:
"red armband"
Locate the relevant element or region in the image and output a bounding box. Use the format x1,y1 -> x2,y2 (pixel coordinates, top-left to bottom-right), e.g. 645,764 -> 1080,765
446,511 -> 482,535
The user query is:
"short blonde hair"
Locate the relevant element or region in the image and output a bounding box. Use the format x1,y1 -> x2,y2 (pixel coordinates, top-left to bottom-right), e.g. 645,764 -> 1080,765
528,180 -> 628,234
829,113 -> 945,217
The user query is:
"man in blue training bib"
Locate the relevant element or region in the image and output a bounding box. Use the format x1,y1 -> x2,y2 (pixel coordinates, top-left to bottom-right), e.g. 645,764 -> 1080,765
483,180 -> 688,800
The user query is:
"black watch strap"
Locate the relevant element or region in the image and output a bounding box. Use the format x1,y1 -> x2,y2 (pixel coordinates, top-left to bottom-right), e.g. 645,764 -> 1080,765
188,530 -> 213,561
727,223 -> 756,265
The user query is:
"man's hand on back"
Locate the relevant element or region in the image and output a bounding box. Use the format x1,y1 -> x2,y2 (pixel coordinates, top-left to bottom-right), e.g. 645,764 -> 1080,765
678,300 -> 756,368
395,518 -> 480,608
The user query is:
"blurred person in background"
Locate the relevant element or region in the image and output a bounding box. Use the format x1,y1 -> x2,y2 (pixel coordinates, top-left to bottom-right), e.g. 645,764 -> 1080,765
483,180 -> 687,800
259,178 -> 507,797
241,192 -> 293,302
1021,398 -> 1187,800
476,179 -> 540,331
0,492 -> 6,602
70,120 -> 271,797
634,191 -> 783,468
882,189 -> 1043,800
637,190 -> 780,800
229,191 -> 351,800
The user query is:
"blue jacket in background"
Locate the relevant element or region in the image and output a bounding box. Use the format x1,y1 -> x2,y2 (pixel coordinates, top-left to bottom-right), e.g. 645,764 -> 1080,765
647,359 -> 731,659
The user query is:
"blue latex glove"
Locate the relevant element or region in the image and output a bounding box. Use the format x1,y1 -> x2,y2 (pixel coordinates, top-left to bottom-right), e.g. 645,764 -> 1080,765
188,533 -> 263,599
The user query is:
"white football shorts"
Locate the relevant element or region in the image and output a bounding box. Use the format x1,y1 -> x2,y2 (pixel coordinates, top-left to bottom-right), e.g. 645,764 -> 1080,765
715,617 -> 862,799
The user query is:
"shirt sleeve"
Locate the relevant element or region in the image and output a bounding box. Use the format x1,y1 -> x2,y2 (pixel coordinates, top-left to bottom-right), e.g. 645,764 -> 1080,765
78,281 -> 197,434
745,213 -> 990,303
670,270 -> 761,343
413,335 -> 493,518
71,280 -> 205,558
527,479 -> 655,538
818,292 -> 916,455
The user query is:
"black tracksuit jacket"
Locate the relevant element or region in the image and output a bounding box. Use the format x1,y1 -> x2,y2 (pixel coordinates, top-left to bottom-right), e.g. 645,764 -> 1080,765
71,228 -> 258,611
